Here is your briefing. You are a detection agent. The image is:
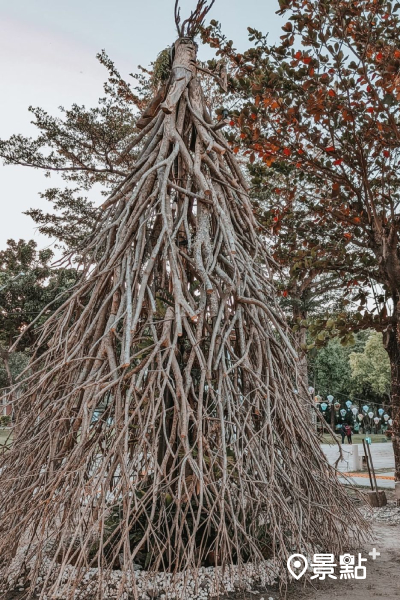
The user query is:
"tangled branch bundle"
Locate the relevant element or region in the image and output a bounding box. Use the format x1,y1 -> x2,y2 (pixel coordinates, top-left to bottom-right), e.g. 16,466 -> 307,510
0,3 -> 365,598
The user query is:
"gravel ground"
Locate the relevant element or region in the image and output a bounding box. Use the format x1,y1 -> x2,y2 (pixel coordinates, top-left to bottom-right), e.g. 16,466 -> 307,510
4,498 -> 400,600
222,497 -> 400,600
360,499 -> 400,524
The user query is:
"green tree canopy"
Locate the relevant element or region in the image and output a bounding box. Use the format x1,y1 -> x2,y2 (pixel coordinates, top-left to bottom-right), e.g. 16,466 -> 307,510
310,337 -> 352,400
350,331 -> 391,399
0,239 -> 77,387
309,329 -> 390,403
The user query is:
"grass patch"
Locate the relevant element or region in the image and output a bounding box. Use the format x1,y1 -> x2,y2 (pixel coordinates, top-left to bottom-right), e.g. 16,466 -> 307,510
322,433 -> 390,444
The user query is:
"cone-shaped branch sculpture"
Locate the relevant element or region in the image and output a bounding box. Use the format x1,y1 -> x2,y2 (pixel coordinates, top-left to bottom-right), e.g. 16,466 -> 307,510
0,3 -> 365,598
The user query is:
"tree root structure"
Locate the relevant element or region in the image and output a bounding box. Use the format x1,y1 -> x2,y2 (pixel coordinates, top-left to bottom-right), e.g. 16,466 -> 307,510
0,5 -> 366,599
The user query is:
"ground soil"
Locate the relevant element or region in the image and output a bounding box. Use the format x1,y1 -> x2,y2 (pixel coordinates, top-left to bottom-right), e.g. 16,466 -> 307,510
224,520 -> 400,600
290,521 -> 400,600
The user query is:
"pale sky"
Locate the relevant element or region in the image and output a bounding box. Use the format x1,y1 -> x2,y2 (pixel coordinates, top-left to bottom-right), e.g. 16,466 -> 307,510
0,0 -> 283,251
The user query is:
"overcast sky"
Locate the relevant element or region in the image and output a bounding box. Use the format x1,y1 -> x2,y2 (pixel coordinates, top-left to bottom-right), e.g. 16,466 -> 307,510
0,0 -> 283,251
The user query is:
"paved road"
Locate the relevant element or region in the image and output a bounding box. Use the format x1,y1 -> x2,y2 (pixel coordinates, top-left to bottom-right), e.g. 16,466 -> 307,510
322,442 -> 394,471
322,442 -> 395,488
338,475 -> 395,489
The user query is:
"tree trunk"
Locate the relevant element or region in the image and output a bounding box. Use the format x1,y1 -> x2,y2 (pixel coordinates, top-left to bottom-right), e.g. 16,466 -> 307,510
0,347 -> 14,416
292,302 -> 315,427
330,402 -> 336,431
292,303 -> 308,389
384,310 -> 400,481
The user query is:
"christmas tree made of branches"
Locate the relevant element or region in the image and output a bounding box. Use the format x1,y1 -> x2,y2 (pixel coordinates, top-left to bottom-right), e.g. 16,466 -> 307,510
0,2 -> 364,598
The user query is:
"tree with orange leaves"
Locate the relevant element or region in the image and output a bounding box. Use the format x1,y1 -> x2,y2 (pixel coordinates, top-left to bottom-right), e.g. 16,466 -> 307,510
204,0 -> 400,479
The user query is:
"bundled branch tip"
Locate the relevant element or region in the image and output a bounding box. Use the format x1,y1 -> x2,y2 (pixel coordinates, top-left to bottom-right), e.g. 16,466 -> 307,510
175,0 -> 215,39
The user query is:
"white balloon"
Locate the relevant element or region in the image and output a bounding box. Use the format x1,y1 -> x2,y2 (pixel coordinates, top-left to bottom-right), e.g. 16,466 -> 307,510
352,407 -> 358,415
383,414 -> 389,421
368,412 -> 374,419
389,419 -> 393,426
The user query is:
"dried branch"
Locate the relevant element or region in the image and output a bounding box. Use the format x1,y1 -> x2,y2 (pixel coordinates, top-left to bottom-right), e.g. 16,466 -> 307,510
175,0 -> 215,38
174,0 -> 181,36
0,22 -> 367,600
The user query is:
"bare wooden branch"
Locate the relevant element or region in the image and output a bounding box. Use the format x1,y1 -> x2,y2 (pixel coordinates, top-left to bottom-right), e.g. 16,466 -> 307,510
175,0 -> 215,38
0,12 -> 367,600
